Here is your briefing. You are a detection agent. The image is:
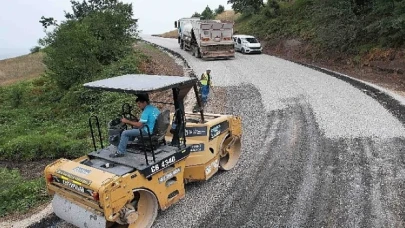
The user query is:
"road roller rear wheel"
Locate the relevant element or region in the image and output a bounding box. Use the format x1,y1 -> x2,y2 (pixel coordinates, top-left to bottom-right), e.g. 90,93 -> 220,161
219,135 -> 241,171
114,189 -> 159,228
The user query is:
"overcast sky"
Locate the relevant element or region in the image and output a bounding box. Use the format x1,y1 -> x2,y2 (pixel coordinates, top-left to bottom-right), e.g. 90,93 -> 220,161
0,0 -> 232,60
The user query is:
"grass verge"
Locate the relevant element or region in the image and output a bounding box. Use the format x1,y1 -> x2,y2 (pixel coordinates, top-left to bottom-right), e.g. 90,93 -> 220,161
0,168 -> 50,217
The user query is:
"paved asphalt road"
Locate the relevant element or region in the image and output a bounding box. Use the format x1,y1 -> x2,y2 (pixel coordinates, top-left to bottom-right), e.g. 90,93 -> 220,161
30,35 -> 405,228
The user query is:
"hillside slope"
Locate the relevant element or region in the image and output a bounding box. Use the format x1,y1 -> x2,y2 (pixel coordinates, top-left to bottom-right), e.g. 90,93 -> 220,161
0,52 -> 46,86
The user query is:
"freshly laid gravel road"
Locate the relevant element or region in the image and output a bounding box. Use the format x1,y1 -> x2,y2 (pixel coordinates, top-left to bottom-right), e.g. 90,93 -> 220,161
23,34 -> 405,228
141,35 -> 405,228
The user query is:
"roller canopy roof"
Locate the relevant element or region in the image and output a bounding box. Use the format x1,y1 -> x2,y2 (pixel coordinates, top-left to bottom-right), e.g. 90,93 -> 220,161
83,74 -> 197,94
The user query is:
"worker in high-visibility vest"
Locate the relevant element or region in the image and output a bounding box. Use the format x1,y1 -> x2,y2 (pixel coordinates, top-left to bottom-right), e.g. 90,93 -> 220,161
199,69 -> 212,106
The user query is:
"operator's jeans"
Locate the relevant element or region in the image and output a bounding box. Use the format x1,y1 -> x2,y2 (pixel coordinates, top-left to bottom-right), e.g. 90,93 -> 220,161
117,128 -> 142,154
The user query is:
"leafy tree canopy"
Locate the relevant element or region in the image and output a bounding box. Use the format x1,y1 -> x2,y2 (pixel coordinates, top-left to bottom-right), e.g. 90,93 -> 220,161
201,5 -> 215,20
38,0 -> 139,90
227,0 -> 264,14
215,5 -> 225,14
192,12 -> 201,18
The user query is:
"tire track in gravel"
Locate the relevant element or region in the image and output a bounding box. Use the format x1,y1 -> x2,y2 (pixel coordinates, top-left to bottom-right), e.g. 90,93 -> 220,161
152,83 -> 270,228
197,95 -> 325,228
304,137 -> 405,228
196,92 -> 405,228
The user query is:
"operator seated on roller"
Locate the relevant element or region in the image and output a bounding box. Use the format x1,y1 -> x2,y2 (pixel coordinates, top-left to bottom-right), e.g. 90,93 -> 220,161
110,95 -> 160,158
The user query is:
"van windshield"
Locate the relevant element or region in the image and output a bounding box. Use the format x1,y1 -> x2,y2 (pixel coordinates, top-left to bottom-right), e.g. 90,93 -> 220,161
244,38 -> 258,43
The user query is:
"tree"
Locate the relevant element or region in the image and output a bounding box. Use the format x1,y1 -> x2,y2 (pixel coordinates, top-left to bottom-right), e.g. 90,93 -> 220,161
364,0 -> 405,47
38,0 -> 139,90
227,0 -> 264,14
201,5 -> 215,20
191,12 -> 201,18
39,16 -> 58,29
30,46 -> 42,54
215,5 -> 225,15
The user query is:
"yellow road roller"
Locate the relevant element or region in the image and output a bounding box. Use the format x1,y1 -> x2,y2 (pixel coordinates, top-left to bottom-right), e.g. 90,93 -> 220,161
44,74 -> 242,228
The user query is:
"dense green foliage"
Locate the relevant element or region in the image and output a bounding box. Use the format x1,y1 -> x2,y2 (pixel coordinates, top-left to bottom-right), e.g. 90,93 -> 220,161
228,0 -> 264,14
201,5 -> 215,19
1,0 -> 142,158
29,46 -> 42,54
215,5 -> 225,15
0,51 -> 146,162
191,12 -> 201,18
0,0 -> 146,162
39,0 -> 138,90
191,5 -> 228,19
0,168 -> 49,217
232,0 -> 405,53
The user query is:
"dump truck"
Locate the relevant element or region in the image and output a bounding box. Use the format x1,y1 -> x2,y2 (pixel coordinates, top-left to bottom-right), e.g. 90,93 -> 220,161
44,74 -> 242,228
174,17 -> 235,59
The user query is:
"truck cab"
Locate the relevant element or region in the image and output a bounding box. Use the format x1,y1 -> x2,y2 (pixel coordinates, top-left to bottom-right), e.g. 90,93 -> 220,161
232,34 -> 262,54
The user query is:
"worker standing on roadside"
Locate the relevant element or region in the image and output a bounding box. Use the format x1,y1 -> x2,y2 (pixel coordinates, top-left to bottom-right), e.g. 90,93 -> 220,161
199,69 -> 212,107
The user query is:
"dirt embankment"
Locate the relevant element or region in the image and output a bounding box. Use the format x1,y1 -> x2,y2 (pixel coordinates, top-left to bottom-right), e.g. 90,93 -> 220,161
154,30 -> 178,39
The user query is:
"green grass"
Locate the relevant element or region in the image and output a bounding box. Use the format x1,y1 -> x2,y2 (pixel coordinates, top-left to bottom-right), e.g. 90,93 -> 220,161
0,168 -> 50,217
0,50 -> 148,162
235,1 -> 315,41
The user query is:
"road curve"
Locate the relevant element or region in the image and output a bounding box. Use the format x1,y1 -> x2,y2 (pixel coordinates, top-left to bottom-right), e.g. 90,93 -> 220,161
140,34 -> 405,228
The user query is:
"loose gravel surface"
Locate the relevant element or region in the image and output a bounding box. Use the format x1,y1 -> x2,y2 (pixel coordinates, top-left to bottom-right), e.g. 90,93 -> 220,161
143,35 -> 405,228
18,35 -> 405,227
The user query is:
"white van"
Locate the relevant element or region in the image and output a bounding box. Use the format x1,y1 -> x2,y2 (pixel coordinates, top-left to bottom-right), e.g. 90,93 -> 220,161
232,34 -> 262,54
